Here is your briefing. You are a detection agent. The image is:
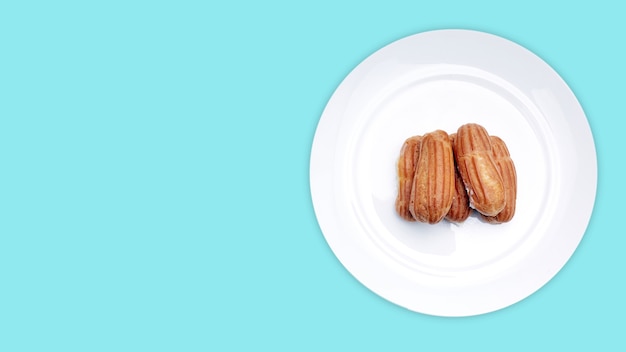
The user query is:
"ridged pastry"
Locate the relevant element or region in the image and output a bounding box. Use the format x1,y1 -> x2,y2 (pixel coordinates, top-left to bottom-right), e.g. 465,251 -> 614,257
483,136 -> 517,223
395,135 -> 422,221
409,130 -> 455,224
445,133 -> 471,222
454,123 -> 505,217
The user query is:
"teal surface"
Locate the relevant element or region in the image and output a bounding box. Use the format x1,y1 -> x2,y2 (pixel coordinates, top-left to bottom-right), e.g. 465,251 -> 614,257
1,1 -> 623,350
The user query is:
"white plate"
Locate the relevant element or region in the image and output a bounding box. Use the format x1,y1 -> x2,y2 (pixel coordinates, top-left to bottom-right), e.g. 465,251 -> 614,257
310,29 -> 597,317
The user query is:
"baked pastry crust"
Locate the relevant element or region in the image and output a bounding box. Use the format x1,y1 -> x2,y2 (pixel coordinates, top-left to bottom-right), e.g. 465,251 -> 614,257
395,135 -> 422,221
454,123 -> 505,217
445,133 -> 471,223
409,130 -> 455,224
482,136 -> 517,223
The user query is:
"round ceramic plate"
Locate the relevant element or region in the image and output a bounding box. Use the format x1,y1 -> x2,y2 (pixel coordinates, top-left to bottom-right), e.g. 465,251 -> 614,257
309,29 -> 597,317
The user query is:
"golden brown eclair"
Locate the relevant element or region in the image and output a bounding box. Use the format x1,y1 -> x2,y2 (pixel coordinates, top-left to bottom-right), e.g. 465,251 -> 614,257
395,135 -> 422,221
445,133 -> 472,222
483,136 -> 517,223
409,130 -> 455,224
454,123 -> 505,217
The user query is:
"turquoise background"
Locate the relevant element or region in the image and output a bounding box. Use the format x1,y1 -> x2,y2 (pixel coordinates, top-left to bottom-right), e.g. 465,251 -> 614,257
1,0 -> 623,350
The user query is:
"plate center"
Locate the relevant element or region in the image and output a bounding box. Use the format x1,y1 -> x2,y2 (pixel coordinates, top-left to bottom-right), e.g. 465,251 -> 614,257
351,73 -> 551,275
